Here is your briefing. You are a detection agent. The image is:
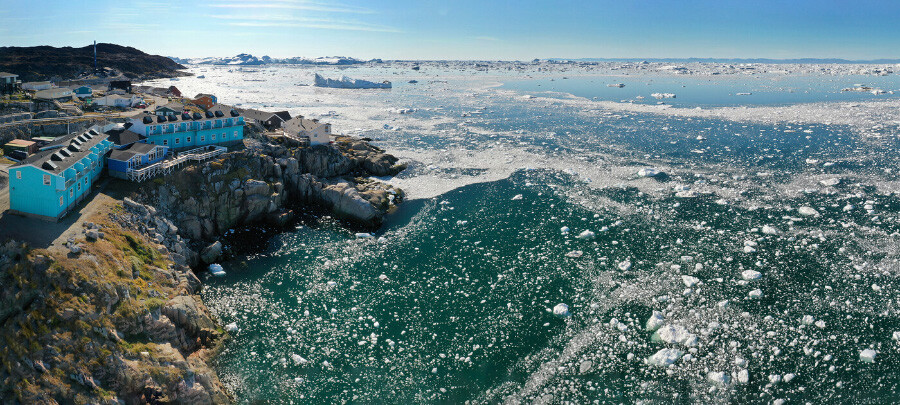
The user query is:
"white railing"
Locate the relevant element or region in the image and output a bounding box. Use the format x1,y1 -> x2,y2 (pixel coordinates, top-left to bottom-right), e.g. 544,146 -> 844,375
126,145 -> 227,182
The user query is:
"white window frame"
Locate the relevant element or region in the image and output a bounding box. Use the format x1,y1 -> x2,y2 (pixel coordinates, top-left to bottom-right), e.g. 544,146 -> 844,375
43,174 -> 51,185
200,135 -> 205,142
15,171 -> 21,179
163,139 -> 168,146
59,196 -> 64,206
175,138 -> 180,145
211,133 -> 216,140
187,136 -> 191,143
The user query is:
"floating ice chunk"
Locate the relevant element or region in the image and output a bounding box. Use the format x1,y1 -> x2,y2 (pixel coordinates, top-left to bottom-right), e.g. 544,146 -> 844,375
378,274 -> 388,281
618,260 -> 632,271
565,250 -> 584,258
355,232 -> 374,238
456,220 -> 469,226
820,178 -> 840,187
560,226 -> 570,235
646,348 -> 683,367
552,303 -> 571,317
893,331 -> 900,341
761,225 -> 780,235
638,168 -> 661,177
675,190 -> 698,198
511,194 -> 524,201
209,264 -> 226,277
521,94 -> 536,99
741,270 -> 762,280
801,315 -> 815,325
673,184 -> 691,192
681,275 -> 700,287
743,245 -> 757,253
735,369 -> 749,384
708,371 -> 730,385
798,206 -> 820,216
815,320 -> 826,329
576,230 -> 595,239
748,289 -> 763,299
843,204 -> 855,212
769,374 -> 782,384
326,280 -> 337,287
291,354 -> 308,365
860,349 -> 877,363
806,158 -> 820,165
225,322 -> 239,332
645,311 -> 666,332
653,324 -> 697,346
784,373 -> 796,383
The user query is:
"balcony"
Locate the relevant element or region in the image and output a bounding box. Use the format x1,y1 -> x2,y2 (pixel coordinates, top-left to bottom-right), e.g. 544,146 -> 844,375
65,178 -> 75,188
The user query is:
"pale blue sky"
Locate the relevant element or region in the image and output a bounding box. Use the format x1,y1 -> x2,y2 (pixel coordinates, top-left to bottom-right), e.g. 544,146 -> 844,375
3,0 -> 900,60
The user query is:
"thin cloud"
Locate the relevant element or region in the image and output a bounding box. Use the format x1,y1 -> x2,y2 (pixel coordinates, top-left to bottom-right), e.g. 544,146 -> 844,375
211,1 -> 374,14
471,36 -> 501,42
226,20 -> 400,33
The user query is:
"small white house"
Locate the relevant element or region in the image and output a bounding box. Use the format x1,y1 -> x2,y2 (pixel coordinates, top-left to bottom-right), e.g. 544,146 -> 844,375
22,81 -> 53,91
283,117 -> 332,145
94,94 -> 143,108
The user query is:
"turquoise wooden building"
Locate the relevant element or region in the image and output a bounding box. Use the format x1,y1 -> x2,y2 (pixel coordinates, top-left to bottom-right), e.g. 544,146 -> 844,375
127,109 -> 244,149
7,127 -> 113,221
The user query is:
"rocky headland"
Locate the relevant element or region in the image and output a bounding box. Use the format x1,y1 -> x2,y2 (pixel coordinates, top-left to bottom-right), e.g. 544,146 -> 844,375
0,135 -> 405,403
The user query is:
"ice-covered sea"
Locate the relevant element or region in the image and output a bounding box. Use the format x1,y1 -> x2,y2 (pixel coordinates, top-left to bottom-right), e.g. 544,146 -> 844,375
147,63 -> 900,403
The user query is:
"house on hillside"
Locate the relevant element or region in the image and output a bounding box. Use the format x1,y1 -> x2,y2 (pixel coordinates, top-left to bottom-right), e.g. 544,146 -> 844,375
7,127 -> 113,221
127,108 -> 244,149
22,81 -> 53,91
0,72 -> 20,94
283,116 -> 332,145
107,142 -> 169,179
94,94 -> 142,108
72,86 -> 93,99
34,88 -> 73,101
108,80 -> 132,93
3,139 -> 38,160
193,93 -> 217,109
168,86 -> 182,97
154,101 -> 185,117
241,108 -> 291,130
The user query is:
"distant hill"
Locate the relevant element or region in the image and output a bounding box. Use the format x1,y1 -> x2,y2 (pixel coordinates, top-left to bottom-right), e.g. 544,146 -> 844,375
170,53 -> 371,66
0,43 -> 187,82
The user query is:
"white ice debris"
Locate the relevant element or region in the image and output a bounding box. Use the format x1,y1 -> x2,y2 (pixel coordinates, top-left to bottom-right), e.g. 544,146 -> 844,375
576,230 -> 595,239
784,373 -> 796,383
707,371 -> 731,385
801,315 -> 815,325
618,260 -> 632,271
565,250 -> 584,258
820,178 -> 840,187
860,349 -> 877,363
511,194 -> 524,200
291,354 -> 309,365
893,331 -> 900,341
681,275 -> 700,287
653,324 -> 697,346
646,348 -> 683,367
560,226 -> 570,235
645,311 -> 666,332
761,225 -> 780,235
638,168 -> 661,177
355,232 -> 374,238
208,264 -> 226,277
748,289 -> 763,299
798,206 -> 820,216
225,322 -> 239,332
741,270 -> 762,280
552,303 -> 571,317
735,369 -> 749,384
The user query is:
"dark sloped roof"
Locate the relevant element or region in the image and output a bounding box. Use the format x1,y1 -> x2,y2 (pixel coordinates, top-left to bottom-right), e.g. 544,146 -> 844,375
240,108 -> 279,122
273,111 -> 292,122
107,129 -> 146,146
13,127 -> 108,174
109,142 -> 159,162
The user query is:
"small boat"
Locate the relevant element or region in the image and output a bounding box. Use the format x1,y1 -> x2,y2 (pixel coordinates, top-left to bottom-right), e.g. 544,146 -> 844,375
607,83 -> 625,88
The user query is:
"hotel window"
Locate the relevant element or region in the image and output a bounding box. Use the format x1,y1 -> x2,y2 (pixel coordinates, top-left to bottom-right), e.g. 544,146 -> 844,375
163,139 -> 168,146
187,136 -> 191,143
59,196 -> 64,206
43,174 -> 51,185
234,131 -> 238,138
77,183 -> 81,191
69,189 -> 73,197
200,135 -> 205,142
175,138 -> 180,145
15,171 -> 21,179
212,134 -> 216,140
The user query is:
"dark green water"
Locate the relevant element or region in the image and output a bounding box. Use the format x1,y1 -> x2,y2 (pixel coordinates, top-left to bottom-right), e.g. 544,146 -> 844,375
203,167 -> 900,403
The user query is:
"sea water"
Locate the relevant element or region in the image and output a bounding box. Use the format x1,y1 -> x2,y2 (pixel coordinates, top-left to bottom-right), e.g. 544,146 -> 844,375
144,63 -> 900,403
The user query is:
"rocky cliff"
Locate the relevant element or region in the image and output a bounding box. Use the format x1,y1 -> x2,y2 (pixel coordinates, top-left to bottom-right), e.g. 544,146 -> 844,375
0,43 -> 187,82
130,136 -> 405,266
0,220 -> 229,404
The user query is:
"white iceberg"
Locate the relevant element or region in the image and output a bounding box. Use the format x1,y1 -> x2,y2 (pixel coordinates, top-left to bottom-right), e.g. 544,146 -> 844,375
314,73 -> 391,89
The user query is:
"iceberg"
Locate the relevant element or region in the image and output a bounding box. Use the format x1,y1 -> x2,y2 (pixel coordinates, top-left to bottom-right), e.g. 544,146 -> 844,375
314,73 -> 391,89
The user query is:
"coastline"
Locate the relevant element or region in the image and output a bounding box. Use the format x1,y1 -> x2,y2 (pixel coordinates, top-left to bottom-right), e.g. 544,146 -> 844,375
0,128 -> 406,403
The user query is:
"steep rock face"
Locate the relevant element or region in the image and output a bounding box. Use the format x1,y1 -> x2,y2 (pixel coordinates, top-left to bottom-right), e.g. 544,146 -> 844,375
0,219 -> 230,404
133,138 -> 405,266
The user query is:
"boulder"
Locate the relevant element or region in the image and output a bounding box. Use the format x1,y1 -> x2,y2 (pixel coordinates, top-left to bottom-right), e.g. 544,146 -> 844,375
200,241 -> 223,264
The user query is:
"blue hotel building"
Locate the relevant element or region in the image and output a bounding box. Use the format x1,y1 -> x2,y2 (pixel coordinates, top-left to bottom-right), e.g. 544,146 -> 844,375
7,127 -> 113,221
127,109 -> 244,149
